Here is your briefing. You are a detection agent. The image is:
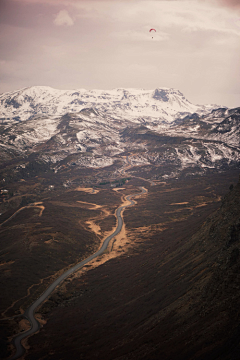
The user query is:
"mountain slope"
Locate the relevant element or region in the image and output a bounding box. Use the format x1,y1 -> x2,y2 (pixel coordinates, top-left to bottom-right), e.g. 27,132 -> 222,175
0,86 -> 239,185
21,174 -> 240,360
0,85 -> 240,360
0,86 -> 218,123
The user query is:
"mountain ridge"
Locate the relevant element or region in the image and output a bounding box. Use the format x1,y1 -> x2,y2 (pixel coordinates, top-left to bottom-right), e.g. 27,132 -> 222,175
0,86 -> 220,123
0,86 -> 239,183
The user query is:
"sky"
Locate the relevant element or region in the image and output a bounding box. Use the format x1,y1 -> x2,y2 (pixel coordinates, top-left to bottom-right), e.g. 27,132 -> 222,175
0,0 -> 240,107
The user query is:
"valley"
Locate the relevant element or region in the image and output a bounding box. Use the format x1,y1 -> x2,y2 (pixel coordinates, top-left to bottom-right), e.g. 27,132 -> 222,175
0,86 -> 240,359
1,159 -> 239,360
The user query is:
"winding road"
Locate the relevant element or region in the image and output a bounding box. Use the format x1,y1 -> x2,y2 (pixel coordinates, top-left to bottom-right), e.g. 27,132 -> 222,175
10,186 -> 147,360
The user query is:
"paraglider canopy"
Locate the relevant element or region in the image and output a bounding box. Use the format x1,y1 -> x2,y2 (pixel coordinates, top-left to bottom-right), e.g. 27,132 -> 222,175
149,28 -> 156,39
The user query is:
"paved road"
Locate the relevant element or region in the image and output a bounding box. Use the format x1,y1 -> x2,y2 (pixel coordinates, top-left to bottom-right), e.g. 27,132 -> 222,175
10,187 -> 147,360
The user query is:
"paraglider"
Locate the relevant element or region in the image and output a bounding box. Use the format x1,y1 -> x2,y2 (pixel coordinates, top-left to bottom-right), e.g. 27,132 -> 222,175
149,28 -> 156,39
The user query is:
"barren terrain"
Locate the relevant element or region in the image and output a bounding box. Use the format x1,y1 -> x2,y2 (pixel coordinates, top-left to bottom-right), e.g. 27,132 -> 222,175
1,165 -> 239,359
0,127 -> 239,360
23,171 -> 240,360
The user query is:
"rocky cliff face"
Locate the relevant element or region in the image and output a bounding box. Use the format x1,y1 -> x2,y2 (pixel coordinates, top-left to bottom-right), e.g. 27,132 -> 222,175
172,176 -> 240,360
198,177 -> 240,321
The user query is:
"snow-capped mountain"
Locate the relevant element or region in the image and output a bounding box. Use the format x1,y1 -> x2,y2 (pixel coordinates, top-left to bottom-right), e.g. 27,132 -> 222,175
0,86 -> 218,123
165,107 -> 240,147
0,85 -> 239,181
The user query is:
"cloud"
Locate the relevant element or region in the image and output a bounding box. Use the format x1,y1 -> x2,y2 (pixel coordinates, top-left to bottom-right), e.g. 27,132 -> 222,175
218,0 -> 240,8
53,10 -> 74,26
198,0 -> 240,12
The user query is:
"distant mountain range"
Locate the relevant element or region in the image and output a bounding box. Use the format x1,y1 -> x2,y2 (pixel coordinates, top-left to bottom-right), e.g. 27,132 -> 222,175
0,86 -> 239,180
0,86 -> 218,122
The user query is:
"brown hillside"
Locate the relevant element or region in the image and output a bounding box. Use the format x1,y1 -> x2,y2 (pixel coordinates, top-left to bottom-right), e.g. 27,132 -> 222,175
21,173 -> 240,360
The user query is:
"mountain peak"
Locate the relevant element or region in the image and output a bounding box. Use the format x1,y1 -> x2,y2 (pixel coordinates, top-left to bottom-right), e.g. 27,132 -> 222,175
152,88 -> 171,101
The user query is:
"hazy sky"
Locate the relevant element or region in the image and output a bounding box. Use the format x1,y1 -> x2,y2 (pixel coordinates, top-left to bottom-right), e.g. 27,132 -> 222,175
0,0 -> 240,107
